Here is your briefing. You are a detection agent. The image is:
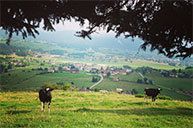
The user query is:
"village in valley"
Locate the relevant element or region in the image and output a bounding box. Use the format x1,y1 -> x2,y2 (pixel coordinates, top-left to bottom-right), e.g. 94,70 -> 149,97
1,52 -> 193,98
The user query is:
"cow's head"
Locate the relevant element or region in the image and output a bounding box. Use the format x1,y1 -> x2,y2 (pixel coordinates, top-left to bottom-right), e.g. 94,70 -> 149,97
158,88 -> 162,93
45,88 -> 54,92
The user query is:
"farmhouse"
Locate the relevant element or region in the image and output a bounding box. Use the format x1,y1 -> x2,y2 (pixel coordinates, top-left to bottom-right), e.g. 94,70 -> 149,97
62,66 -> 69,71
90,68 -> 98,73
48,61 -> 55,65
119,70 -> 127,75
71,68 -> 80,73
99,90 -> 108,93
112,78 -> 119,82
126,69 -> 132,73
83,68 -> 90,73
103,72 -> 107,77
112,70 -> 119,75
48,68 -> 55,73
78,88 -> 91,92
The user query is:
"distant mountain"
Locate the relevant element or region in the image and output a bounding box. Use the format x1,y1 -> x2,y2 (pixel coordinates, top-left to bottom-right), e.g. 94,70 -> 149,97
0,29 -> 162,58
32,30 -> 145,52
1,29 -> 193,66
0,29 -> 143,50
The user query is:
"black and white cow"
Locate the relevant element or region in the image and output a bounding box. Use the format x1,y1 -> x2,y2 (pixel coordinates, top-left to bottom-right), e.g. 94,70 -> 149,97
144,88 -> 161,102
39,88 -> 53,112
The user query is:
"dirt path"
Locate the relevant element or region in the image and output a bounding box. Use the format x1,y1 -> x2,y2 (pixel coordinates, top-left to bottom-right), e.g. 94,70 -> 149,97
138,72 -> 144,78
89,74 -> 103,89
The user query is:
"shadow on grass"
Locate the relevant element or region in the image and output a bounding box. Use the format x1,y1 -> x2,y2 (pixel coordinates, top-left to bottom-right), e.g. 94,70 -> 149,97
6,110 -> 31,114
122,102 -> 150,106
74,107 -> 193,117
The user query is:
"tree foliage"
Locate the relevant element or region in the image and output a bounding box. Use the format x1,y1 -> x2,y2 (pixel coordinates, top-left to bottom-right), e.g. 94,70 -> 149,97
1,0 -> 192,58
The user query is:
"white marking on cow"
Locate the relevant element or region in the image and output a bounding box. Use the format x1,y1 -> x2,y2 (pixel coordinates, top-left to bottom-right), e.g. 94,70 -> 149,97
48,102 -> 51,113
41,102 -> 45,112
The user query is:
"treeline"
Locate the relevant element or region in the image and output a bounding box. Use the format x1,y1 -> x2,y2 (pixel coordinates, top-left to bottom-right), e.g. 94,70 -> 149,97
135,66 -> 192,78
0,40 -> 67,56
0,56 -> 31,74
0,43 -> 28,56
36,82 -> 78,92
135,67 -> 159,75
92,76 -> 100,82
161,69 -> 192,78
137,78 -> 153,85
0,57 -> 12,73
50,49 -> 67,55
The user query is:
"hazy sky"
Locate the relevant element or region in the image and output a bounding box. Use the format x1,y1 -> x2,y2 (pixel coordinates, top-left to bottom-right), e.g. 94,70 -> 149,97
39,19 -> 113,36
53,20 -> 87,31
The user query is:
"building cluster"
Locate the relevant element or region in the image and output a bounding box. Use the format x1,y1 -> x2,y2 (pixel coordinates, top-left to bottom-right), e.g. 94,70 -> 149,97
44,62 -> 133,77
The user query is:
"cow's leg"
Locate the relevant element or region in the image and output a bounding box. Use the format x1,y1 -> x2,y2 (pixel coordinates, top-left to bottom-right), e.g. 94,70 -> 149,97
144,94 -> 147,102
144,95 -> 147,102
152,97 -> 155,104
41,102 -> 45,112
48,102 -> 51,113
144,95 -> 146,101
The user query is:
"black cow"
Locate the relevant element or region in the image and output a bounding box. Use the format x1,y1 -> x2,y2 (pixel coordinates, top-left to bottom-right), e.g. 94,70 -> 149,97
39,88 -> 53,112
144,88 -> 161,102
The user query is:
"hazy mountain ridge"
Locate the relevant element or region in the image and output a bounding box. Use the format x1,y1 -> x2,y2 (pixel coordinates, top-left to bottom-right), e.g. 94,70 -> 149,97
1,29 -> 193,66
0,29 -> 161,57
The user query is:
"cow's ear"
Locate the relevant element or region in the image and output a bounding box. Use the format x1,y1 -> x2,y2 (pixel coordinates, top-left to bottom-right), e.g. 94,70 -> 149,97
50,88 -> 54,91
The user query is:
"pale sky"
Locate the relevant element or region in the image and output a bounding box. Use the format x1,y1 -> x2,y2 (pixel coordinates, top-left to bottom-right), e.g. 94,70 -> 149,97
53,20 -> 87,31
39,19 -> 112,35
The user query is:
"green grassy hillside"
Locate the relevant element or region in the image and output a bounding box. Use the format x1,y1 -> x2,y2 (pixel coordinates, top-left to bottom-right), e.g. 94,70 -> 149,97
0,91 -> 192,128
0,70 -> 95,91
94,72 -> 192,101
145,72 -> 192,91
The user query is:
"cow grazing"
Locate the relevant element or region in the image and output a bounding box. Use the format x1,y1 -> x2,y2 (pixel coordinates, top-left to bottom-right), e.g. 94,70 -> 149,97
116,88 -> 124,94
99,90 -> 108,93
144,88 -> 161,102
39,88 -> 53,112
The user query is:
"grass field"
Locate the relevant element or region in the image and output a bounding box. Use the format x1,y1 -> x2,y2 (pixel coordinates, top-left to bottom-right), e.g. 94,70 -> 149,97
0,90 -> 192,128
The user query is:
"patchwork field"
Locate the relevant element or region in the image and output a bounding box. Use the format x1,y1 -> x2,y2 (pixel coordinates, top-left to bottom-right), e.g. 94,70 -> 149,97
0,91 -> 192,128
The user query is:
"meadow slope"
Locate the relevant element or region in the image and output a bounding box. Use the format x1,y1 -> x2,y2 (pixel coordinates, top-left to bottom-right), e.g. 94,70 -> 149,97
0,90 -> 193,128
